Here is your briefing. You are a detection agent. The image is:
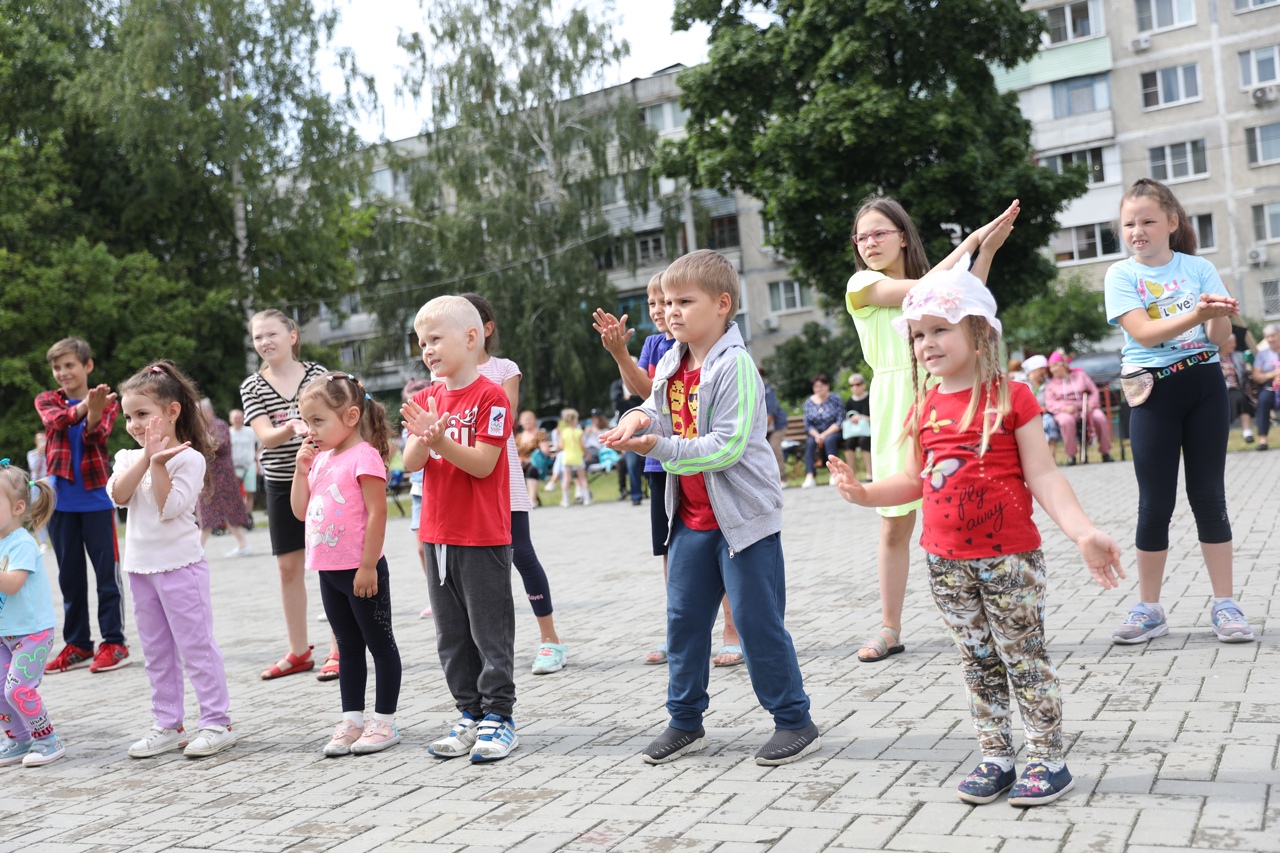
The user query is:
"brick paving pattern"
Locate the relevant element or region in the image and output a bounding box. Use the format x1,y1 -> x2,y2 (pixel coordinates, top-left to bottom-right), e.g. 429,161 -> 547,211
1,451 -> 1275,852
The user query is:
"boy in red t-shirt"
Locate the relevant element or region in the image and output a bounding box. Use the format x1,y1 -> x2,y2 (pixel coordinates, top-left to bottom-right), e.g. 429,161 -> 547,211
402,296 -> 516,763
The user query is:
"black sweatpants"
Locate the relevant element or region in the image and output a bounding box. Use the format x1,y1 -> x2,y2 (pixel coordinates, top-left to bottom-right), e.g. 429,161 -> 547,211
318,558 -> 402,715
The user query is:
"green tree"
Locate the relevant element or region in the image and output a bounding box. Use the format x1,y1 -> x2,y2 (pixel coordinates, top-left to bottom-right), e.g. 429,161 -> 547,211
1000,274 -> 1113,355
662,0 -> 1087,308
763,322 -> 863,404
363,0 -> 662,410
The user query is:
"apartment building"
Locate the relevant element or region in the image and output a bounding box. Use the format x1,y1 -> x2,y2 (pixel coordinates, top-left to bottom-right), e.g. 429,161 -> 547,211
304,66 -> 820,391
994,0 -> 1280,324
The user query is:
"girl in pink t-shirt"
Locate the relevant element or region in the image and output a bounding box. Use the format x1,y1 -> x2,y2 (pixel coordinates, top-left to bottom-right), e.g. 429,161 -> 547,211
293,373 -> 402,757
828,263 -> 1124,808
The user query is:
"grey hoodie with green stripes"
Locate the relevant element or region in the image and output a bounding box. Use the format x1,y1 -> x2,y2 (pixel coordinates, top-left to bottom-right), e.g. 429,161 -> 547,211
630,322 -> 784,554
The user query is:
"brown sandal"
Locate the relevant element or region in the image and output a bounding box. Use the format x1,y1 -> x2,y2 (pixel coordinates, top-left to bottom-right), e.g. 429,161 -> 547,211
260,645 -> 314,680
316,652 -> 340,682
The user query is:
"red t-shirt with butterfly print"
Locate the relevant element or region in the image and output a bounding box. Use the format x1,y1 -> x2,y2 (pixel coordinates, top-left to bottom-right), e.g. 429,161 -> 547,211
916,380 -> 1042,560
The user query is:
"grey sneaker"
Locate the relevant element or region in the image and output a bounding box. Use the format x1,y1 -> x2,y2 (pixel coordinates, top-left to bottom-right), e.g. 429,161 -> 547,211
1112,603 -> 1168,644
1211,600 -> 1254,643
754,722 -> 822,766
641,725 -> 707,765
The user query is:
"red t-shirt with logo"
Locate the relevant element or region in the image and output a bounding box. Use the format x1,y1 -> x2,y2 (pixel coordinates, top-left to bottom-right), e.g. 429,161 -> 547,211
414,376 -> 512,546
668,353 -> 718,531
917,380 -> 1042,560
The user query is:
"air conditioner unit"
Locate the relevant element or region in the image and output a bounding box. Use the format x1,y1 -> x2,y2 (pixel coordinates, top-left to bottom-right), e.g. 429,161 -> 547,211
1131,35 -> 1152,52
760,315 -> 781,332
1248,245 -> 1269,265
1252,85 -> 1279,105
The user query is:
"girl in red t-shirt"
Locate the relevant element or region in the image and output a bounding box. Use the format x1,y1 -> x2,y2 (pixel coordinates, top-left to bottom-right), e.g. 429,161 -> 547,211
828,261 -> 1124,809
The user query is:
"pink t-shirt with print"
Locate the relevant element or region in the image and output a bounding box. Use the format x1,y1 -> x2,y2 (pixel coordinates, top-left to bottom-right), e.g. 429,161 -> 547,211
304,441 -> 387,571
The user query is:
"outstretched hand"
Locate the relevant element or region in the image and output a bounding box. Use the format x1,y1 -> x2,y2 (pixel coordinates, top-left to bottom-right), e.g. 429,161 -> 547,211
826,456 -> 869,505
599,412 -> 656,454
974,199 -> 1020,245
592,308 -> 635,356
1075,528 -> 1126,589
86,384 -> 118,414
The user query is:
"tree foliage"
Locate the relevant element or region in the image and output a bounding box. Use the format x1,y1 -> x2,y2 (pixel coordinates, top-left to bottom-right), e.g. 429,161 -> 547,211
362,0 -> 661,411
763,322 -> 864,404
662,0 -> 1087,309
1000,275 -> 1114,355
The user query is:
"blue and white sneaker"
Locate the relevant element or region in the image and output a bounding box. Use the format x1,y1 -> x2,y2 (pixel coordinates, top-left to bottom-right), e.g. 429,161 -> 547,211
0,737 -> 32,766
956,760 -> 1017,804
531,642 -> 568,675
470,714 -> 518,763
1112,603 -> 1168,644
22,735 -> 65,767
428,714 -> 478,759
1008,762 -> 1074,806
1211,600 -> 1254,643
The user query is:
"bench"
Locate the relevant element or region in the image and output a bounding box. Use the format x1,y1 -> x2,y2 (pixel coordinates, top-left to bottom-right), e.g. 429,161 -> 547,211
386,469 -> 409,516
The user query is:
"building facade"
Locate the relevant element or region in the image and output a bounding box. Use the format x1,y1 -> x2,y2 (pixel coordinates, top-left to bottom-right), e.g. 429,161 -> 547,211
995,0 -> 1280,324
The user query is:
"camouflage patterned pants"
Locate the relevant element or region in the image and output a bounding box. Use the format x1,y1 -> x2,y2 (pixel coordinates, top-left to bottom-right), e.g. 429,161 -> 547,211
926,550 -> 1064,762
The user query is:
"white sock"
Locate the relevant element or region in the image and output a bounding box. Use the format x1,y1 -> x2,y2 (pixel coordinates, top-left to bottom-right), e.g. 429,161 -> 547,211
1243,428 -> 1254,437
1037,759 -> 1066,772
983,755 -> 1015,772
371,712 -> 395,723
1141,601 -> 1164,615
343,711 -> 364,726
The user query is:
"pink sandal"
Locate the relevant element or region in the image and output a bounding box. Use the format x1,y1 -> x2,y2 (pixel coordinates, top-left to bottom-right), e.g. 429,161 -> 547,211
260,646 -> 314,680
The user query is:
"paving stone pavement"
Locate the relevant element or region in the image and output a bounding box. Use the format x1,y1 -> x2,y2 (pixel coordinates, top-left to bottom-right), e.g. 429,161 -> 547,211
3,450 -> 1277,853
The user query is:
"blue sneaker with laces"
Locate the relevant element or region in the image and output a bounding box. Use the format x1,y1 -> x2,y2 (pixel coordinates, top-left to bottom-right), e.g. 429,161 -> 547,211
1112,602 -> 1168,644
1211,599 -> 1254,643
957,760 -> 1017,804
470,714 -> 518,763
1008,762 -> 1074,806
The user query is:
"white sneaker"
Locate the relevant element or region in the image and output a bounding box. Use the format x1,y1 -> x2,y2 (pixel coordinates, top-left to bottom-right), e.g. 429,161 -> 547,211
583,492 -> 592,507
559,496 -> 570,508
183,725 -> 237,758
428,715 -> 479,759
801,474 -> 816,489
470,714 -> 518,762
543,480 -> 557,492
128,725 -> 188,758
225,546 -> 253,558
316,611 -> 328,622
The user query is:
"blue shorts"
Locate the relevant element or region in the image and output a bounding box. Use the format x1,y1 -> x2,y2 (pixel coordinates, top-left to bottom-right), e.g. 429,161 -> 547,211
410,494 -> 422,531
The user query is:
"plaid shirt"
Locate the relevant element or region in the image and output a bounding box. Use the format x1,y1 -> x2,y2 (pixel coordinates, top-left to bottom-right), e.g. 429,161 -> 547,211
34,390 -> 118,491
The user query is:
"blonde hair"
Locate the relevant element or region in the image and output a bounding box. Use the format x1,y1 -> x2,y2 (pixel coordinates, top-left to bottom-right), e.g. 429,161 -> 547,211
662,249 -> 740,318
905,316 -> 1011,457
646,271 -> 664,296
0,464 -> 56,532
46,337 -> 92,366
560,408 -> 579,425
414,295 -> 483,337
249,309 -> 302,362
299,372 -> 394,463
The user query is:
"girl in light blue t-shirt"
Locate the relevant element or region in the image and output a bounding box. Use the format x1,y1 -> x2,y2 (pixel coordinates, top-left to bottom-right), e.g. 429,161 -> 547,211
0,461 -> 63,767
1103,178 -> 1252,647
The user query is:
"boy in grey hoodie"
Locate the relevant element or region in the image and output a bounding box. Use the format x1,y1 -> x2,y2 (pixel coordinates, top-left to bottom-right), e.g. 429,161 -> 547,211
601,249 -> 821,766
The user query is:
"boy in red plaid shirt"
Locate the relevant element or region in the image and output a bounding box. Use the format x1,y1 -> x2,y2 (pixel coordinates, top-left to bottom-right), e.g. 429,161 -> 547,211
34,338 -> 131,674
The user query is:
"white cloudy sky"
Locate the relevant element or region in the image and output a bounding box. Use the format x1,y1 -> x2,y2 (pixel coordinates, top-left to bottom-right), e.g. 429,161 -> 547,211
322,0 -> 712,143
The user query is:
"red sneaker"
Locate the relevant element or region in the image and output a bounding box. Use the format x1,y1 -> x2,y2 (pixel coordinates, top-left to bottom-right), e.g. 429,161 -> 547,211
44,644 -> 94,674
89,642 -> 132,673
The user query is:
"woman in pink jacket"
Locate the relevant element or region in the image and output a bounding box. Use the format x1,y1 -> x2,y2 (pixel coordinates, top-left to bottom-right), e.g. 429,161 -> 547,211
1044,351 -> 1113,465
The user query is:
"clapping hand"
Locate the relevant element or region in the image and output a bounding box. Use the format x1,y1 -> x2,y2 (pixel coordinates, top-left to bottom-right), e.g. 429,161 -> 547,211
599,412 -> 656,454
143,416 -> 189,464
1197,293 -> 1239,320
402,397 -> 449,447
592,308 -> 635,357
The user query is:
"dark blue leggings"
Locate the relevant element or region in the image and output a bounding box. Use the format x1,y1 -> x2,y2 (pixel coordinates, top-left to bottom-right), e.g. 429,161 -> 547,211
318,558 -> 401,715
512,511 -> 553,617
1128,361 -> 1231,552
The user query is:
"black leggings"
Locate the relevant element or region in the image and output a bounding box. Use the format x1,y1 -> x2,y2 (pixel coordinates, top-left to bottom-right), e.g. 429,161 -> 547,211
511,511 -> 553,617
318,558 -> 402,715
1128,361 -> 1231,552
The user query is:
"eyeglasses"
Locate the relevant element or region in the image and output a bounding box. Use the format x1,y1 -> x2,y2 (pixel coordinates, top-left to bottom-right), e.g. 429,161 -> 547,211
849,381 -> 865,386
853,229 -> 903,246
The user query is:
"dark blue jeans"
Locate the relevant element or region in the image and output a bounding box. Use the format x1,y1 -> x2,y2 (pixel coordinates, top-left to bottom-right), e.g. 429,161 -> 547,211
625,450 -> 644,501
804,433 -> 840,475
664,519 -> 812,732
48,508 -> 125,649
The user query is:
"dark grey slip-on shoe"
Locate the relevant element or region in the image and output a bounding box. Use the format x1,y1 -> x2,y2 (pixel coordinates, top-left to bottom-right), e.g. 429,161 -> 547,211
641,725 -> 707,765
754,721 -> 822,766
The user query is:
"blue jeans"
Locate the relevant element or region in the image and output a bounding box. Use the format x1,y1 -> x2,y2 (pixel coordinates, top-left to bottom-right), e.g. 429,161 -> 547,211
48,508 -> 125,649
803,433 -> 840,475
664,519 -> 812,732
625,451 -> 644,501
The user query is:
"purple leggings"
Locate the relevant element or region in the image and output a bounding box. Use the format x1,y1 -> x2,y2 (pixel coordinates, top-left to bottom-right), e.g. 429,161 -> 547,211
0,629 -> 56,741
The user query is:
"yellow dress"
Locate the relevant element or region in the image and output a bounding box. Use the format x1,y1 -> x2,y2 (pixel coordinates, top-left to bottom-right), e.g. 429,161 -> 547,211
846,270 -> 923,517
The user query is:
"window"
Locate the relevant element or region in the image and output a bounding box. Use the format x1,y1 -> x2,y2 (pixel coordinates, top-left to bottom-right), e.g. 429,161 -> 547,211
1052,74 -> 1110,118
1237,0 -> 1280,12
1148,139 -> 1208,181
1051,223 -> 1122,263
594,238 -> 626,271
369,168 -> 394,197
768,280 -> 813,313
707,216 -> 740,249
339,340 -> 366,368
617,292 -> 658,334
1192,213 -> 1215,250
636,230 -> 666,265
1142,64 -> 1200,109
1046,1 -> 1101,43
1253,202 -> 1280,241
1042,146 -> 1106,183
1241,45 -> 1280,87
1136,0 -> 1195,32
1248,122 -> 1280,165
643,101 -> 687,133
1264,280 -> 1280,317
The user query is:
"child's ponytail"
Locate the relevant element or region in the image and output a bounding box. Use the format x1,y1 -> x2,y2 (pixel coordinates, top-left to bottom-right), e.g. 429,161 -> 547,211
461,292 -> 498,355
119,361 -> 212,459
0,463 -> 57,532
300,373 -> 394,464
1123,178 -> 1198,255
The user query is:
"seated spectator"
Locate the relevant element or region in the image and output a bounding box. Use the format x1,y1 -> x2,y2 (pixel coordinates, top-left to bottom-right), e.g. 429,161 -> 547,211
583,409 -> 607,466
801,374 -> 844,488
1251,325 -> 1280,451
516,410 -> 553,505
760,366 -> 788,485
1021,354 -> 1061,450
1044,350 -> 1113,465
841,373 -> 872,480
1220,334 -> 1255,444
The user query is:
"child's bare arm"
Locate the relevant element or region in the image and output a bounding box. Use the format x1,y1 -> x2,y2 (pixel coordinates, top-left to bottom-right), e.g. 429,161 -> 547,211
0,568 -> 30,596
827,455 -> 922,507
431,439 -> 504,479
